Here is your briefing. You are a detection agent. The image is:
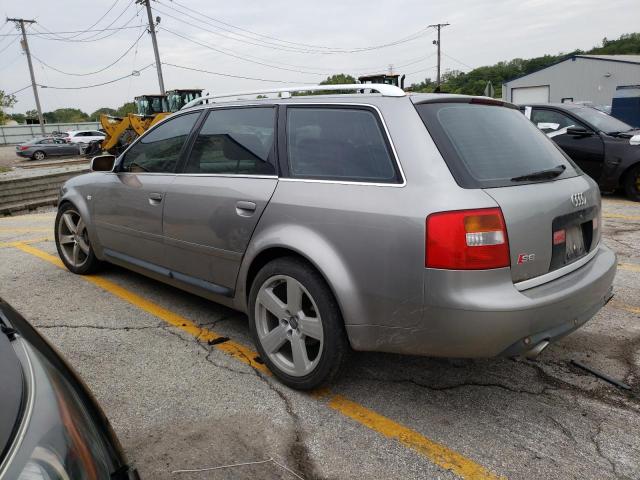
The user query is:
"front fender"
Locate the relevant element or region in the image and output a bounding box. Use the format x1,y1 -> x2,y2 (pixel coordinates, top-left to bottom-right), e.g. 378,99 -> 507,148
58,175 -> 104,259
234,223 -> 362,326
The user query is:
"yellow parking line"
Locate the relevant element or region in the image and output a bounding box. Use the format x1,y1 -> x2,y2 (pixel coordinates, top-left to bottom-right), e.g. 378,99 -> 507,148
13,242 -> 503,480
0,227 -> 51,233
0,237 -> 51,248
619,263 -> 640,273
603,213 -> 640,221
11,242 -> 268,374
611,302 -> 640,315
328,395 -> 504,480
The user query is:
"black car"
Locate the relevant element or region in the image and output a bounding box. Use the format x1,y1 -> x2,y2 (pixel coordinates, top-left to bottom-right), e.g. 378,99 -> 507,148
0,298 -> 138,479
519,103 -> 640,201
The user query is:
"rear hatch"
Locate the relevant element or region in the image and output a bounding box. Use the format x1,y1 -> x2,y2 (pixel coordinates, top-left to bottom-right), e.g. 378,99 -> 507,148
415,98 -> 601,284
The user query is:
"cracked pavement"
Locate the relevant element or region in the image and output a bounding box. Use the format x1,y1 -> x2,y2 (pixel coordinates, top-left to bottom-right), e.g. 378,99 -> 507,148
0,197 -> 639,479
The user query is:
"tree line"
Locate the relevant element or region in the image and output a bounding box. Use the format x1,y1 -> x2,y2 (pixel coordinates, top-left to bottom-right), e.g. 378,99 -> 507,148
1,32 -> 638,125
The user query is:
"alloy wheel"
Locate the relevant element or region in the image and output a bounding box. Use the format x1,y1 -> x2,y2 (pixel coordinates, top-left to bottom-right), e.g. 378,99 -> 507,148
33,151 -> 45,161
57,209 -> 90,268
254,275 -> 324,377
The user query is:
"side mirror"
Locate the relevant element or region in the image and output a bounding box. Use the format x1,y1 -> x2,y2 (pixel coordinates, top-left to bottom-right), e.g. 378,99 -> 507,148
566,126 -> 593,136
90,155 -> 116,172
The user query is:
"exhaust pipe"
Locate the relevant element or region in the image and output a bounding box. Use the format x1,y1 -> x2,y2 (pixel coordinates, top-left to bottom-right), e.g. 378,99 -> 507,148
523,340 -> 549,360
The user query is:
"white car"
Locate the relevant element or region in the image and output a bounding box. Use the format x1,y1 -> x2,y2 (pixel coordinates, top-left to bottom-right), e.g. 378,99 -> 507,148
64,130 -> 106,144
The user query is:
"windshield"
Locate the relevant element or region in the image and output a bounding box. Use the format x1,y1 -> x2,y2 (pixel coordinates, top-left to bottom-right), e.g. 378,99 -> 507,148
572,107 -> 632,133
415,102 -> 578,188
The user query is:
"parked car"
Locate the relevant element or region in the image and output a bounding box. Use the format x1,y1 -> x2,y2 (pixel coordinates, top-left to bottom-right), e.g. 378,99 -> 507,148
15,137 -> 80,160
64,130 -> 106,144
55,85 -> 616,390
519,103 -> 640,201
0,297 -> 139,479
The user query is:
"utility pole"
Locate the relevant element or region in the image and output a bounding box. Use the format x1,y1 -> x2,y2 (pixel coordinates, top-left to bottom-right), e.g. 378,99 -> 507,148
138,0 -> 165,94
429,23 -> 450,89
7,17 -> 45,135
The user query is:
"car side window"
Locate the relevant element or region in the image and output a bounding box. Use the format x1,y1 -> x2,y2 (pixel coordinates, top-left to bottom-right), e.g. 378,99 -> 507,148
39,138 -> 53,144
531,109 -> 580,133
120,112 -> 200,173
286,107 -> 399,183
184,107 -> 276,175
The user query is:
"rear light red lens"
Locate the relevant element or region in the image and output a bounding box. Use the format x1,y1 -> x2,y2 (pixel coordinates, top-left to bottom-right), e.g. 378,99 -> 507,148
426,208 -> 510,269
18,146 -> 29,151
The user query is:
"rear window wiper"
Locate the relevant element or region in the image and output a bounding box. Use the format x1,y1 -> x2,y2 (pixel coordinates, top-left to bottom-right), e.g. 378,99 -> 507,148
511,164 -> 566,182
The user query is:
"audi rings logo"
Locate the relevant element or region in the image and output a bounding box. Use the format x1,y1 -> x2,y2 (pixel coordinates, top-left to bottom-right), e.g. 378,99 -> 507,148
571,192 -> 587,207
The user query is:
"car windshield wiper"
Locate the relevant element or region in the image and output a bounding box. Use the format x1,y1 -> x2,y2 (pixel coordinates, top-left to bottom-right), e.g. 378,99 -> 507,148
607,128 -> 636,136
511,164 -> 566,182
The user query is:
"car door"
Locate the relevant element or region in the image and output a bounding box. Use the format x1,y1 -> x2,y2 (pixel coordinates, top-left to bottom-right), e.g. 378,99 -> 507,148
91,112 -> 201,268
530,107 -> 605,181
162,106 -> 278,294
54,138 -> 77,155
36,138 -> 56,155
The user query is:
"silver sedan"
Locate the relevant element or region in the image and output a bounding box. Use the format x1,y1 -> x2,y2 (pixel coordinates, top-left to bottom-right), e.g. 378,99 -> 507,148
15,137 -> 80,160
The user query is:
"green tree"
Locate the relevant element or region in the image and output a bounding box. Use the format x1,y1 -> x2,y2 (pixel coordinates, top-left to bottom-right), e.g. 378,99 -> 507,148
9,113 -> 26,124
320,73 -> 357,85
0,90 -> 17,125
90,107 -> 117,121
116,102 -> 136,116
43,108 -> 90,123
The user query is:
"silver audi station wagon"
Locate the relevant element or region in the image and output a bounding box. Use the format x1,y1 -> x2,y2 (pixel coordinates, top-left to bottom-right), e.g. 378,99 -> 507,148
55,84 -> 617,389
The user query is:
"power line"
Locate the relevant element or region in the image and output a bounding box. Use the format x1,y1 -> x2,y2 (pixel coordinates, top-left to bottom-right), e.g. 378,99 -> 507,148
0,23 -> 140,37
162,62 -> 316,84
38,63 -> 153,89
7,84 -> 32,96
51,0 -> 121,40
162,0 -> 429,54
442,52 -> 473,70
0,34 -> 19,54
30,28 -> 146,76
76,0 -> 137,42
161,27 -> 325,76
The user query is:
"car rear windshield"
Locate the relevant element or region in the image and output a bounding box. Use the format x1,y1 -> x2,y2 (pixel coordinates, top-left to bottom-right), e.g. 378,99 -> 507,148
415,102 -> 579,188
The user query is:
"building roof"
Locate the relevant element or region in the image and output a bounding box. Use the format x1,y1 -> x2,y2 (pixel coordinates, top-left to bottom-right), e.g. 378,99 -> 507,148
503,54 -> 640,85
575,54 -> 640,64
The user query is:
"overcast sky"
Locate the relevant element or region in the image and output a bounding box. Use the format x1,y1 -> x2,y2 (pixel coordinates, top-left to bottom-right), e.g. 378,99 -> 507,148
1,0 -> 638,115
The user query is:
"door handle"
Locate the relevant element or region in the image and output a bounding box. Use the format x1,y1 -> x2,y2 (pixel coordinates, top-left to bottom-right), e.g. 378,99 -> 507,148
148,192 -> 163,205
235,201 -> 257,217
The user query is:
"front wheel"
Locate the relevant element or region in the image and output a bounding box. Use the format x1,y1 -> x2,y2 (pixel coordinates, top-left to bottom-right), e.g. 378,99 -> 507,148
54,203 -> 101,274
623,165 -> 640,202
248,257 -> 349,390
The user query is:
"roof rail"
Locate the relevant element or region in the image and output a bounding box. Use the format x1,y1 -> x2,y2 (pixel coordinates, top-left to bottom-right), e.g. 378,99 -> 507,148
181,83 -> 405,109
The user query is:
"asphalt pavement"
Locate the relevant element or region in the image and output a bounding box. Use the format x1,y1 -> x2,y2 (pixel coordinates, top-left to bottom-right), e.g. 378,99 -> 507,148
0,197 -> 639,480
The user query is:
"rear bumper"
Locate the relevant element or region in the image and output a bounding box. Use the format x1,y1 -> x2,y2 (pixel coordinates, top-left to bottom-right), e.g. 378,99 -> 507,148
15,151 -> 30,158
346,244 -> 617,357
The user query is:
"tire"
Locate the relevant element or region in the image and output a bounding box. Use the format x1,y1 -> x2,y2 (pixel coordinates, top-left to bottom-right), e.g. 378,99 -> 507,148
248,257 -> 349,390
54,203 -> 101,274
623,165 -> 640,202
32,150 -> 45,161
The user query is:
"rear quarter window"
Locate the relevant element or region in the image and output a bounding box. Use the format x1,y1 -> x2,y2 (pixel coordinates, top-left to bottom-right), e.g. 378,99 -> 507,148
416,102 -> 578,188
286,106 -> 401,183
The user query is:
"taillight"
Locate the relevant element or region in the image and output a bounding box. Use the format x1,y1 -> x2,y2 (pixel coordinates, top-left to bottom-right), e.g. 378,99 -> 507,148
426,208 -> 510,269
18,146 -> 29,151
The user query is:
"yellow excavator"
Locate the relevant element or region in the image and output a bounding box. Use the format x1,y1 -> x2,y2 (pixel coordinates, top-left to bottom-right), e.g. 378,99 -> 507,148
99,89 -> 203,155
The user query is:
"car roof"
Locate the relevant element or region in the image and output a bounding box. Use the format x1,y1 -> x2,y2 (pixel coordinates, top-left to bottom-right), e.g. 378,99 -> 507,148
516,103 -> 588,111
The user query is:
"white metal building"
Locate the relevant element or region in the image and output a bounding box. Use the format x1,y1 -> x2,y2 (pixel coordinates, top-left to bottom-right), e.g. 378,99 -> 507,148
502,55 -> 640,106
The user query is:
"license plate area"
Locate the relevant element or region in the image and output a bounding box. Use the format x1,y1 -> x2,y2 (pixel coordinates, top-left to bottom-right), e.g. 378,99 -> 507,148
550,206 -> 597,271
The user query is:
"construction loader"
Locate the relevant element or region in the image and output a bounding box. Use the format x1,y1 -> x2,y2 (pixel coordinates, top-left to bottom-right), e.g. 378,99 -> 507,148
98,89 -> 202,156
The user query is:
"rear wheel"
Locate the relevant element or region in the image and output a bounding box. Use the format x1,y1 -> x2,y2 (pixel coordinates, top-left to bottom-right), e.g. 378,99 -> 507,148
55,203 -> 101,274
32,150 -> 45,161
623,165 -> 640,202
248,257 -> 349,390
